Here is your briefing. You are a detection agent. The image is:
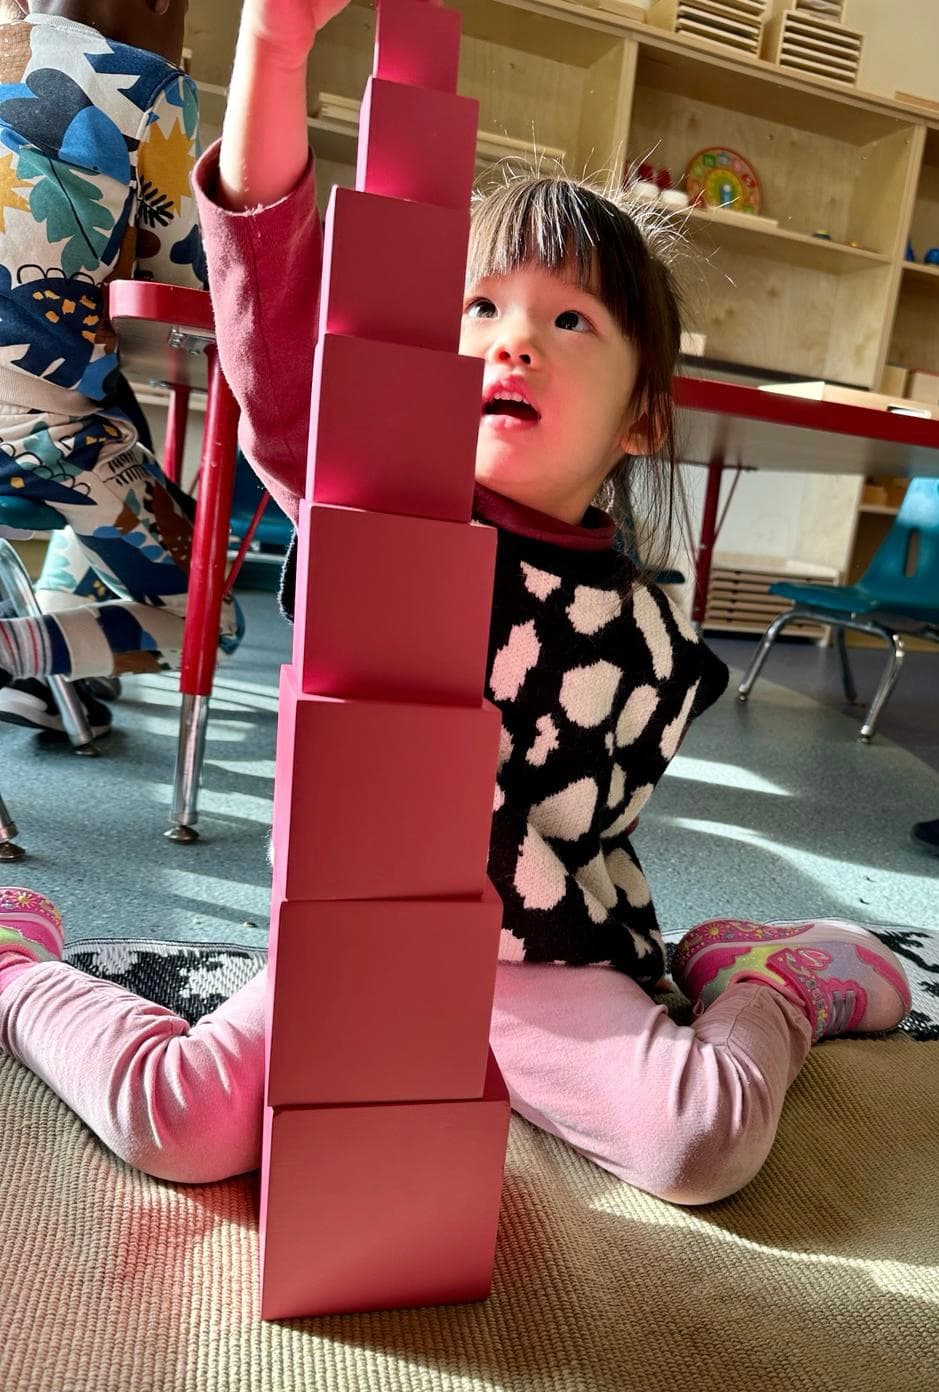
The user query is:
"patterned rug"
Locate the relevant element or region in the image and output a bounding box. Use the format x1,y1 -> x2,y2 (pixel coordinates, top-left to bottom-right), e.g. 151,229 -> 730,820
65,924 -> 939,1039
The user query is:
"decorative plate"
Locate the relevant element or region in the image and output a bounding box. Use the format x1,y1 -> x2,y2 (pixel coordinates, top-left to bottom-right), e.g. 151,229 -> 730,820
685,147 -> 762,215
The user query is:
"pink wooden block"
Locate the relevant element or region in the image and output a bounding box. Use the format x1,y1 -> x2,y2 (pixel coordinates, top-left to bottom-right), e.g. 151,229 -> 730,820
373,0 -> 462,93
264,881 -> 502,1106
259,1052 -> 510,1318
291,502 -> 495,704
306,333 -> 482,523
272,664 -> 501,901
319,186 -> 468,352
356,77 -> 478,211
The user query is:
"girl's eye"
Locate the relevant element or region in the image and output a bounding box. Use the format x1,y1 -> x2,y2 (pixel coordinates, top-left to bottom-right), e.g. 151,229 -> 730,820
555,309 -> 591,333
465,298 -> 496,319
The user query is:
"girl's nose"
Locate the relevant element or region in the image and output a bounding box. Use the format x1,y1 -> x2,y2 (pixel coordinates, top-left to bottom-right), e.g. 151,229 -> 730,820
495,343 -> 533,365
490,324 -> 539,367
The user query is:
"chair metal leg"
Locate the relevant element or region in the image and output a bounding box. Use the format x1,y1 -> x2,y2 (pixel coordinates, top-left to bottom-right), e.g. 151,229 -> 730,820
737,609 -> 797,700
0,539 -> 98,754
166,692 -> 210,842
858,632 -> 905,743
740,603 -> 908,743
166,347 -> 239,844
0,790 -> 26,861
835,626 -> 859,705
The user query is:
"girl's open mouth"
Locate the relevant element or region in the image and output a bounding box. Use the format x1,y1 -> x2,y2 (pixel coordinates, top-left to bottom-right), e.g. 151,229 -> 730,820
481,388 -> 541,430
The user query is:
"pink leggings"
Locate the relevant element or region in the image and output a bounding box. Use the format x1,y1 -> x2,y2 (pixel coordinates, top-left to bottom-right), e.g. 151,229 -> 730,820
0,960 -> 811,1204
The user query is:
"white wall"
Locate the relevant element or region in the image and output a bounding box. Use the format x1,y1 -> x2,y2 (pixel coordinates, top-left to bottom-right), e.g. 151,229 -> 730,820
848,0 -> 939,104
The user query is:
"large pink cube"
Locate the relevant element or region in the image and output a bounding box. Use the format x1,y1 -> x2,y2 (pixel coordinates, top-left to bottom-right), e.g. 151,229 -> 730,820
291,502 -> 496,704
356,77 -> 478,211
320,186 -> 469,353
259,1052 -> 510,1319
272,664 -> 501,901
306,333 -> 483,522
265,881 -> 502,1106
373,0 -> 462,92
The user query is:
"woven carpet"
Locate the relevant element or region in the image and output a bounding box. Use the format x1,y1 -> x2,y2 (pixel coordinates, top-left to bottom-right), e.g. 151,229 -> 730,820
1,943 -> 938,1391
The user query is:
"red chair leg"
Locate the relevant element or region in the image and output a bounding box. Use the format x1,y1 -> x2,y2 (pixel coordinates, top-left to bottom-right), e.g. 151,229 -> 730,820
163,383 -> 190,486
167,347 -> 239,842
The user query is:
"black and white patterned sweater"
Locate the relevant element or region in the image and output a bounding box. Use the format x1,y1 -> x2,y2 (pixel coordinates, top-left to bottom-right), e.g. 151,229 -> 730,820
475,486 -> 728,985
278,485 -> 728,987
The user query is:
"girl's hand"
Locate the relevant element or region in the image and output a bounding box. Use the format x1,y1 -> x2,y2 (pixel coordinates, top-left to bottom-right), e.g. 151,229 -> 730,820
240,0 -> 355,66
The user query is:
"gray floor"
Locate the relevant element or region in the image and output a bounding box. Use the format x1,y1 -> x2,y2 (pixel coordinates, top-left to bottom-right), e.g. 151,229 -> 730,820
2,591 -> 937,948
710,634 -> 939,777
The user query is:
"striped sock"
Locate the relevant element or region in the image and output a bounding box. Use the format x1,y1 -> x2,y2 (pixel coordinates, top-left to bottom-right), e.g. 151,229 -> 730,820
0,615 -> 66,678
0,887 -> 65,993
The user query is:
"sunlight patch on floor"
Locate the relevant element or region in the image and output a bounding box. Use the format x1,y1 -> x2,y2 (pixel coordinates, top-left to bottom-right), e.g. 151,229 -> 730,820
666,755 -> 791,797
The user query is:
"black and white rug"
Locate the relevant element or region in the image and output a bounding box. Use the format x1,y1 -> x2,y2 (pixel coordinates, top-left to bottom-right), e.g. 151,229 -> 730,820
64,926 -> 939,1040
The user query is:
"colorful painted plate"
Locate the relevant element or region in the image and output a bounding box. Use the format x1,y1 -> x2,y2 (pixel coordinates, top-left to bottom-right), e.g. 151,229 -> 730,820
685,147 -> 762,215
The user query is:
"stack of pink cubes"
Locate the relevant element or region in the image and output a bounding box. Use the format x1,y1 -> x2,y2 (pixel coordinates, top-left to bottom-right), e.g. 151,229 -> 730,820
258,0 -> 511,1321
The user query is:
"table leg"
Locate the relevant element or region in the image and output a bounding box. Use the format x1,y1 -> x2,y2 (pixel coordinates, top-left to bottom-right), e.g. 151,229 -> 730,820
163,383 -> 191,487
167,348 -> 239,842
692,458 -> 723,626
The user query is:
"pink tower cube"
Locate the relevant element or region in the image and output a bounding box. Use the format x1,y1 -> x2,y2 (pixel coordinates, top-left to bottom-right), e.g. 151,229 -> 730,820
271,664 -> 501,902
259,1053 -> 510,1319
291,502 -> 496,704
356,78 -> 479,210
264,881 -> 502,1106
306,333 -> 483,523
319,186 -> 469,353
373,0 -> 462,91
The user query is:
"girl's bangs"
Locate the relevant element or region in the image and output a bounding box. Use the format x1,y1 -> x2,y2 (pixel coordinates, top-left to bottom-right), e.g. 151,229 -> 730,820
467,178 -> 643,339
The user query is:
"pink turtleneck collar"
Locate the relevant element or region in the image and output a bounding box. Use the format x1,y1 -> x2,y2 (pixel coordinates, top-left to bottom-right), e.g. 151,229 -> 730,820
472,484 -> 616,551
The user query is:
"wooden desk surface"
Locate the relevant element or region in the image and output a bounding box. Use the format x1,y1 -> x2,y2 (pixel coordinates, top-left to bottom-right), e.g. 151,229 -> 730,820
675,376 -> 939,477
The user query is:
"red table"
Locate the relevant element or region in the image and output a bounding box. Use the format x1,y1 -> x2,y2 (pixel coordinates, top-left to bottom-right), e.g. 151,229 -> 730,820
108,280 -> 241,841
674,376 -> 939,623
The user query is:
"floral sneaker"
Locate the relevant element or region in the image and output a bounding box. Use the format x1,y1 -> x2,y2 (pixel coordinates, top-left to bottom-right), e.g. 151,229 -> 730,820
0,886 -> 65,964
671,917 -> 912,1043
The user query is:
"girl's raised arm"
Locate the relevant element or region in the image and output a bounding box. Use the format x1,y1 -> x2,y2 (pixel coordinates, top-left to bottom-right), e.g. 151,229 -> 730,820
194,0 -> 353,516
218,0 -> 352,211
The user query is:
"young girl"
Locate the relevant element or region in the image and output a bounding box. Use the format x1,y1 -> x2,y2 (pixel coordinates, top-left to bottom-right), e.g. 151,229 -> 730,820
0,0 -> 911,1197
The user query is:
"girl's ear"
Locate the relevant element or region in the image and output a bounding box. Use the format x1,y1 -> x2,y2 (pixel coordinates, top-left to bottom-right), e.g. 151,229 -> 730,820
619,408 -> 660,458
147,0 -> 172,15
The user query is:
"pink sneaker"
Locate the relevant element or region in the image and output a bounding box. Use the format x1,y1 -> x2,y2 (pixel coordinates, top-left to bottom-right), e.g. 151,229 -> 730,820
671,917 -> 912,1043
0,886 -> 64,964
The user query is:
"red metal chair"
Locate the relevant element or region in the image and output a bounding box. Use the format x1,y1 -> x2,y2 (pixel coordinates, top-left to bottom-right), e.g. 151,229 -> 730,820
108,282 -> 249,842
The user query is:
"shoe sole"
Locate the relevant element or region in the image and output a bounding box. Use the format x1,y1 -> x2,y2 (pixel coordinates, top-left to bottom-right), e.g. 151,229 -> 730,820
0,691 -> 111,739
0,690 -> 63,732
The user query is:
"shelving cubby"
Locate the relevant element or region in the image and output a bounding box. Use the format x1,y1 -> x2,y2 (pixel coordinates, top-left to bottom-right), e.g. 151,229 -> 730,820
621,38 -> 921,387
888,127 -> 939,379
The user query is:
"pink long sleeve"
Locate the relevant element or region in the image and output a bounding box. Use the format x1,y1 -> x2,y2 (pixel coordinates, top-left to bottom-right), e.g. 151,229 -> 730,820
192,140 -> 323,522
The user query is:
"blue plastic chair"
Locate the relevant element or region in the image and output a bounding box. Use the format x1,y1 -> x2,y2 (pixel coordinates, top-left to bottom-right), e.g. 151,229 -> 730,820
737,477 -> 939,741
0,496 -> 101,860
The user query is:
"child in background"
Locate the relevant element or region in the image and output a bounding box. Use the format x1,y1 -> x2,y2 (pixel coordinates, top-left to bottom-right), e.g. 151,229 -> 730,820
0,0 -> 241,739
0,0 -> 911,1197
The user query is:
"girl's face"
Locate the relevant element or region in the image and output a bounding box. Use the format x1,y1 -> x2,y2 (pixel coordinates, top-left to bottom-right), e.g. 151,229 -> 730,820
461,263 -> 649,525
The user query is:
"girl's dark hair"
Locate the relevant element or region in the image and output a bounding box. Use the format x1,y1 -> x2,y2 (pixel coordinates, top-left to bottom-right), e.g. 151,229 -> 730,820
468,172 -> 686,586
